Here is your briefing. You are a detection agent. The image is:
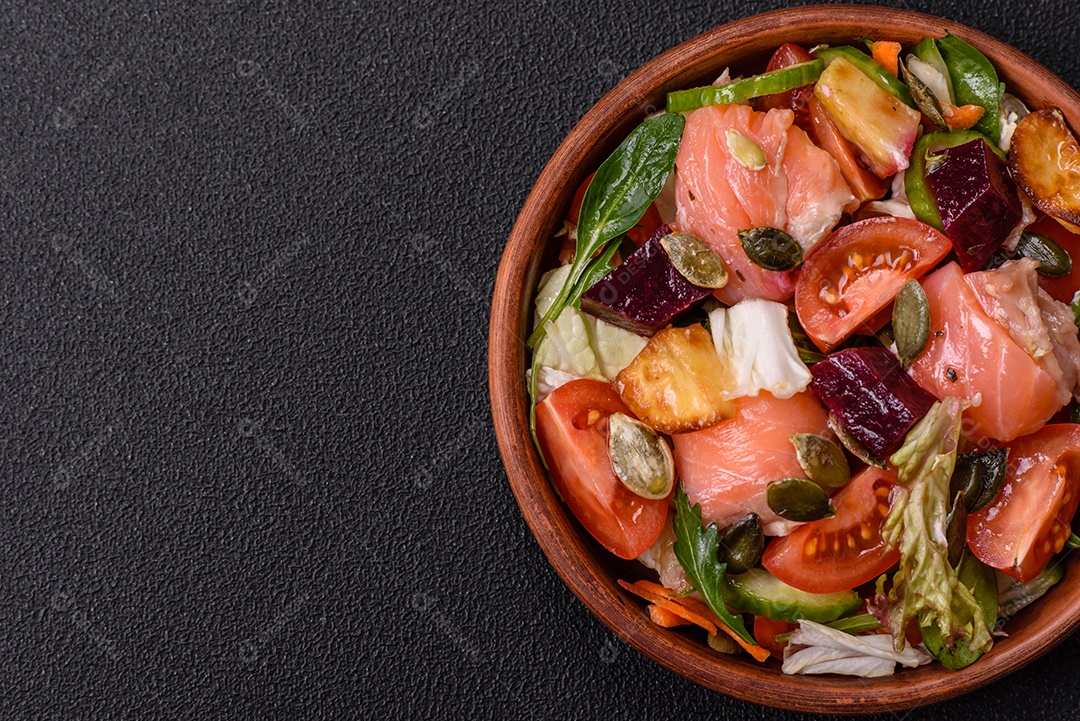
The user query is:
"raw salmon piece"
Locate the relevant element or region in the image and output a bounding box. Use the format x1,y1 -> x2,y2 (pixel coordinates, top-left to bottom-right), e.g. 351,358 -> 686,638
675,104 -> 857,304
672,391 -> 830,536
964,258 -> 1080,406
909,262 -> 1063,442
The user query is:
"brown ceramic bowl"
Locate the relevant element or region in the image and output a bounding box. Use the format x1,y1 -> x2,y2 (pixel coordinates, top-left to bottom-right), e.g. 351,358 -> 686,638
489,5 -> 1080,714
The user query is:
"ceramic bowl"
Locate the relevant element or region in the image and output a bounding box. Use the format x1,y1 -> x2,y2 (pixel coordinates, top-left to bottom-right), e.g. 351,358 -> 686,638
489,5 -> 1080,713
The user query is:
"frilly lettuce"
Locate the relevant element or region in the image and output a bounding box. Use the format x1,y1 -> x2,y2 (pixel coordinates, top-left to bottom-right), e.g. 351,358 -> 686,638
709,299 -> 812,400
874,396 -> 994,657
782,620 -> 932,677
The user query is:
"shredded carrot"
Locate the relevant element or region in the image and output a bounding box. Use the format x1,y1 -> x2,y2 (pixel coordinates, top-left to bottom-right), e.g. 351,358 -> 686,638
647,604 -> 691,628
872,41 -> 901,77
618,579 -> 771,662
944,103 -> 986,130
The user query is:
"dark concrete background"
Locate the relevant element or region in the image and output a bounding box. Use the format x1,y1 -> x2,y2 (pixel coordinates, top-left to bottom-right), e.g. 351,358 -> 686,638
2,0 -> 1078,718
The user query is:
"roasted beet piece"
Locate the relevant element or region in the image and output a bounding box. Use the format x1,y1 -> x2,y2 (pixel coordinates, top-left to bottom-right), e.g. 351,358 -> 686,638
809,347 -> 937,458
580,225 -> 714,336
926,138 -> 1022,272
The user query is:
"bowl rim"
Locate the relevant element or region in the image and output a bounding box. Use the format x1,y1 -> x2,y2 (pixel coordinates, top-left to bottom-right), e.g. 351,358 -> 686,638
489,4 -> 1080,713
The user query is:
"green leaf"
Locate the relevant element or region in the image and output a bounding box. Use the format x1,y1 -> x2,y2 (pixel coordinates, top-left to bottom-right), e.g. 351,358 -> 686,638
880,397 -> 994,657
672,485 -> 756,646
1070,291 -> 1080,328
527,112 -> 685,348
937,33 -> 1003,143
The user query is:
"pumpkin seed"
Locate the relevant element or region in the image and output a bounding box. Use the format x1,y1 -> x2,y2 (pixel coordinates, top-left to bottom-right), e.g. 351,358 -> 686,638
946,490 -> 968,568
725,129 -> 767,171
607,413 -> 674,500
827,412 -> 887,469
950,447 -> 1009,513
893,279 -> 931,368
1016,231 -> 1073,277
707,631 -> 742,655
766,478 -> 834,522
718,514 -> 764,574
660,231 -> 729,289
738,227 -> 803,271
790,433 -> 851,489
899,58 -> 948,130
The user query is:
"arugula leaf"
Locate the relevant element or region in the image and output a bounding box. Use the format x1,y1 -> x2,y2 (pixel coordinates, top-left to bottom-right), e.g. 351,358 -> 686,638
1070,290 -> 1079,328
672,485 -> 756,646
877,397 -> 994,657
526,112 -> 685,349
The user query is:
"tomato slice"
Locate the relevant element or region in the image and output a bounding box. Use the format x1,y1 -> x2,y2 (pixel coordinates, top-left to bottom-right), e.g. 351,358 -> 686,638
753,615 -> 794,661
795,217 -> 952,352
967,424 -> 1080,582
535,379 -> 669,559
762,466 -> 901,594
1027,213 -> 1080,304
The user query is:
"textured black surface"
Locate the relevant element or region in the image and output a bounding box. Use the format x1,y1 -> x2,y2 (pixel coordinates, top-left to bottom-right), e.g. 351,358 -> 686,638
3,1 -> 1080,719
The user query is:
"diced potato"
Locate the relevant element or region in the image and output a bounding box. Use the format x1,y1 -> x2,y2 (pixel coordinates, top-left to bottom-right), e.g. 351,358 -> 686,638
613,324 -> 735,434
814,57 -> 921,178
1009,108 -> 1080,231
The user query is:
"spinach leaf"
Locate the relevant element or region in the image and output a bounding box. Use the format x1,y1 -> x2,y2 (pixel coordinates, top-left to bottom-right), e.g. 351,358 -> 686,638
527,112 -> 684,349
673,485 -> 756,646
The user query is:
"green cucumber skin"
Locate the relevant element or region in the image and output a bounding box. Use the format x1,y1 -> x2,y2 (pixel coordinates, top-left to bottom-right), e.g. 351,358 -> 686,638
905,129 -> 1000,232
723,568 -> 862,623
815,46 -> 915,108
665,60 -> 823,113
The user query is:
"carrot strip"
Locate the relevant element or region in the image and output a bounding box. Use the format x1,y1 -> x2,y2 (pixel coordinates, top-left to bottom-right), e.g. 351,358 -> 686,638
648,604 -> 691,628
872,41 -> 901,77
944,103 -> 986,130
618,579 -> 770,662
617,579 -> 717,633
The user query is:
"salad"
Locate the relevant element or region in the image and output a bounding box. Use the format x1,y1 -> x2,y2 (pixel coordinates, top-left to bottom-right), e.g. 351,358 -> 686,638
525,34 -> 1080,677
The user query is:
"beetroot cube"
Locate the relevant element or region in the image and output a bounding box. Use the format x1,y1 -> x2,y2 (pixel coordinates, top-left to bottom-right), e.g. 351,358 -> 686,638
809,347 -> 938,458
926,138 -> 1022,272
580,226 -> 714,336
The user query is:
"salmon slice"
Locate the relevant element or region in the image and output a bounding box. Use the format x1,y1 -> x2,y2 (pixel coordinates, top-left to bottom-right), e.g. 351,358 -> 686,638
964,258 -> 1080,407
908,262 -> 1064,442
672,391 -> 830,536
674,104 -> 857,304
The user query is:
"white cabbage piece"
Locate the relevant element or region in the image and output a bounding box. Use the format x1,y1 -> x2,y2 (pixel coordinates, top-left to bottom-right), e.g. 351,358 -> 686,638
782,620 -> 932,678
531,366 -> 580,404
709,299 -> 812,400
636,514 -> 690,593
583,315 -> 647,380
862,168 -> 916,220
534,265 -> 573,330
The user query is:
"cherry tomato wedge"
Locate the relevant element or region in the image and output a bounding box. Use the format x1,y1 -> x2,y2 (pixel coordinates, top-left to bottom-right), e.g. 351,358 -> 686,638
795,217 -> 952,352
1026,213 -> 1080,304
753,615 -> 794,661
967,424 -> 1080,582
535,379 -> 669,559
762,466 -> 901,594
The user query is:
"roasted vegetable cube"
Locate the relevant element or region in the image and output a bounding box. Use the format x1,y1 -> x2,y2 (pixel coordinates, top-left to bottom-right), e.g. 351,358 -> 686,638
613,324 -> 735,434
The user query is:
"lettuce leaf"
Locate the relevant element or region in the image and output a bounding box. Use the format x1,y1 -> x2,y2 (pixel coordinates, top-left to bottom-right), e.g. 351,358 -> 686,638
875,396 -> 993,656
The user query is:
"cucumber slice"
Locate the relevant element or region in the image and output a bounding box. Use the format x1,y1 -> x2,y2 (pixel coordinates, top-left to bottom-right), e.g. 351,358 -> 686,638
722,568 -> 862,623
665,60 -> 823,113
815,46 -> 915,108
